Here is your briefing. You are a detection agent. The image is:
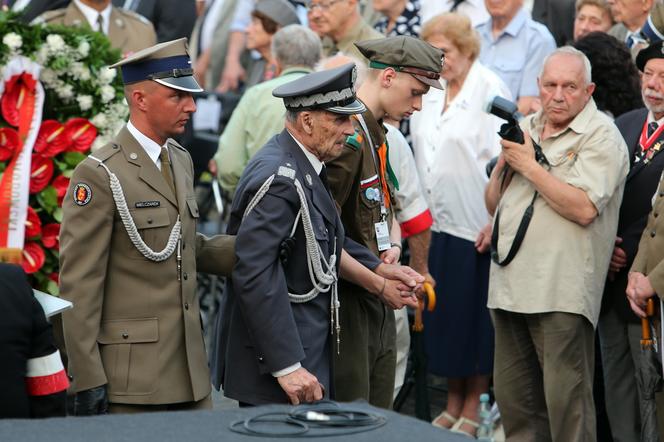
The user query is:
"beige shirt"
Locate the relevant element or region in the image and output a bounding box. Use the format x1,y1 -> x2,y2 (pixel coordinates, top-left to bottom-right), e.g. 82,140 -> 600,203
321,18 -> 383,61
488,99 -> 629,327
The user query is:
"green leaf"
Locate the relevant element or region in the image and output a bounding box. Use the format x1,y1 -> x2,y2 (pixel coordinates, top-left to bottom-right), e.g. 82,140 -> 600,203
53,207 -> 63,223
36,186 -> 58,213
63,151 -> 86,167
46,280 -> 59,296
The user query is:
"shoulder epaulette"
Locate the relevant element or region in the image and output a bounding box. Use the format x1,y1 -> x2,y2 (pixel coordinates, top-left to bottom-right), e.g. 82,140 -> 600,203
345,131 -> 364,151
167,138 -> 187,152
89,142 -> 121,163
32,8 -> 66,24
277,165 -> 296,180
117,7 -> 152,26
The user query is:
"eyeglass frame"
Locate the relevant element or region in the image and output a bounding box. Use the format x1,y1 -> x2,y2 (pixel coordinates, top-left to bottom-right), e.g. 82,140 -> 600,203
306,0 -> 346,13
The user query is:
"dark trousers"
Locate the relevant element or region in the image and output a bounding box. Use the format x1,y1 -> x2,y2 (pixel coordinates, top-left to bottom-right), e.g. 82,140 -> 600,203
334,288 -> 396,409
492,309 -> 596,442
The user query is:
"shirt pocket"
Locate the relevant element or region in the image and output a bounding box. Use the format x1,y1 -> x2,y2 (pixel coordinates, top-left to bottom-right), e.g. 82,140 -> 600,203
127,207 -> 171,259
97,317 -> 159,395
492,59 -> 524,97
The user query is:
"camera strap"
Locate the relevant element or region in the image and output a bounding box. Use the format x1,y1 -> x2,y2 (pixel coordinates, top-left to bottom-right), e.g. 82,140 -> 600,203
491,190 -> 538,266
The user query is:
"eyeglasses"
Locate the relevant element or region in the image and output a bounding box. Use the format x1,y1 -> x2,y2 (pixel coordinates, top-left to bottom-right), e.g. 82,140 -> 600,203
307,0 -> 345,12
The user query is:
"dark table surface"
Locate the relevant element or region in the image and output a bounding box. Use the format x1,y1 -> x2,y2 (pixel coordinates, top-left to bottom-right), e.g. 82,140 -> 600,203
0,401 -> 471,442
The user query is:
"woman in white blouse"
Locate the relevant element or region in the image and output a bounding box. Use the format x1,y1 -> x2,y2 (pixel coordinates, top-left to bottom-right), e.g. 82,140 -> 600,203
410,13 -> 511,437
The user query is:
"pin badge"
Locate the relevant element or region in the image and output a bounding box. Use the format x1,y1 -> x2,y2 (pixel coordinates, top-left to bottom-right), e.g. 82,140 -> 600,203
306,174 -> 313,186
129,152 -> 138,160
365,187 -> 378,201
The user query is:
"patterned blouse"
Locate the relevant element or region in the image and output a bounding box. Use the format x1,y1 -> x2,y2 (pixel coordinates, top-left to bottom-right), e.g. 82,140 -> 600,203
374,0 -> 421,37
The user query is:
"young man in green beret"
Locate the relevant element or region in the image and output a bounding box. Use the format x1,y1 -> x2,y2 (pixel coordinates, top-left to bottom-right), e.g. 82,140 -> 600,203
326,35 -> 444,409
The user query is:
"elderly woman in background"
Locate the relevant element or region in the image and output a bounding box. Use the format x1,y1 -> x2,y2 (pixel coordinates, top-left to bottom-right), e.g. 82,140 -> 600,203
573,31 -> 642,118
573,0 -> 614,41
410,13 -> 511,437
245,0 -> 301,88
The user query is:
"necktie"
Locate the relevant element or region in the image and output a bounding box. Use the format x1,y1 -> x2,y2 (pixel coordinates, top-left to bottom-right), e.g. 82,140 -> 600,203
648,122 -> 659,138
96,13 -> 104,33
319,165 -> 330,193
160,146 -> 176,195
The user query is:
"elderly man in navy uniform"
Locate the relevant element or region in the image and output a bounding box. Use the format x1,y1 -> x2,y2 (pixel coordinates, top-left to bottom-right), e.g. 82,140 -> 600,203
59,38 -> 235,414
211,64 -> 423,406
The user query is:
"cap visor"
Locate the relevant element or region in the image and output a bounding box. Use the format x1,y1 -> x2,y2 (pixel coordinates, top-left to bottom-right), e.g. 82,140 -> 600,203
154,76 -> 203,93
414,74 -> 444,90
325,99 -> 366,115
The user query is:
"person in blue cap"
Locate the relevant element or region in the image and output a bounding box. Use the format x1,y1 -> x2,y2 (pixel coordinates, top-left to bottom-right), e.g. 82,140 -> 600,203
211,63 -> 422,406
59,38 -> 236,414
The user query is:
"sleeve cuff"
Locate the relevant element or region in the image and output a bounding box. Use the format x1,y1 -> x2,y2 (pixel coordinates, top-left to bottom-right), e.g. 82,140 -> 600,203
400,210 -> 433,238
272,362 -> 301,378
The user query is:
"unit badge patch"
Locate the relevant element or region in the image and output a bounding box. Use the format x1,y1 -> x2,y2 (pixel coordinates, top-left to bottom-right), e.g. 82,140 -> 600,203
73,183 -> 92,206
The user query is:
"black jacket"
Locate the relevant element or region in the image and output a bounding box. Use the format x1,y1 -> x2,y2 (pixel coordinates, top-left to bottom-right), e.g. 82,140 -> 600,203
602,108 -> 664,322
0,264 -> 67,418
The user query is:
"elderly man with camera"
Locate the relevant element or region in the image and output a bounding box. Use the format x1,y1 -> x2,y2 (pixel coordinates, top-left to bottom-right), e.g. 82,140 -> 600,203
484,47 -> 629,442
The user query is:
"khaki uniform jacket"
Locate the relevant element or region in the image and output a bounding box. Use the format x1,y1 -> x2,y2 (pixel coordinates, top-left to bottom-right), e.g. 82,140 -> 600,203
327,108 -> 393,257
321,18 -> 383,62
36,3 -> 157,55
631,172 -> 664,298
59,126 -> 234,405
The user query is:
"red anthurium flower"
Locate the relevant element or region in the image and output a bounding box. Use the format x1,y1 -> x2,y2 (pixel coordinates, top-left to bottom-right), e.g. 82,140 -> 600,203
24,206 -> 42,239
1,73 -> 37,127
42,223 -> 60,250
52,175 -> 70,206
0,127 -> 20,161
21,241 -> 45,274
33,120 -> 69,157
65,118 -> 97,153
48,272 -> 59,285
29,154 -> 54,194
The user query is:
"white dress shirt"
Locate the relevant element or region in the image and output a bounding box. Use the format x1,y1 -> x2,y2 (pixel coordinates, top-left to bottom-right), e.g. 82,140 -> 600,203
126,120 -> 166,169
73,0 -> 112,35
410,60 -> 511,242
420,0 -> 489,27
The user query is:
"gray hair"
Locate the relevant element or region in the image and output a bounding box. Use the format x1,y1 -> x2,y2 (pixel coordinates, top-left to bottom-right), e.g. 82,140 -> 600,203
271,24 -> 322,69
315,52 -> 368,87
539,46 -> 593,84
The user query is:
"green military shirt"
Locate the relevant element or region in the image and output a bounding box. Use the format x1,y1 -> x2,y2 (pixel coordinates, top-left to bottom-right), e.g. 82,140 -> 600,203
214,67 -> 312,195
322,18 -> 383,61
327,107 -> 393,257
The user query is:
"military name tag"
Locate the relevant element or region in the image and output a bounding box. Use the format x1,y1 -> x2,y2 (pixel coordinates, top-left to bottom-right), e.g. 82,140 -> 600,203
374,221 -> 391,251
135,200 -> 160,208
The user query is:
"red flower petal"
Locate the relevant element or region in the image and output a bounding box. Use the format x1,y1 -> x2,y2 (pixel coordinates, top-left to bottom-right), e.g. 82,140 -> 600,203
24,206 -> 42,239
21,241 -> 45,274
65,118 -> 97,153
52,175 -> 70,206
29,154 -> 54,194
33,120 -> 69,158
48,272 -> 59,284
42,223 -> 60,250
0,127 -> 20,161
1,74 -> 37,127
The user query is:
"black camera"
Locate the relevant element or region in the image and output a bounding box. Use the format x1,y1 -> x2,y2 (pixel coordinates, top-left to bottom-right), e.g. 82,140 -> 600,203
484,96 -> 548,177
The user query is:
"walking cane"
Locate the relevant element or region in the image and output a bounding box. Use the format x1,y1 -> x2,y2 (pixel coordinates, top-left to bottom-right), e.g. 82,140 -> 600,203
642,298 -> 655,348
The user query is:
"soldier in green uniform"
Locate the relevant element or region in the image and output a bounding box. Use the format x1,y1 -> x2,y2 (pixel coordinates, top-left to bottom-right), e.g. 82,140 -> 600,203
326,36 -> 444,409
34,0 -> 156,56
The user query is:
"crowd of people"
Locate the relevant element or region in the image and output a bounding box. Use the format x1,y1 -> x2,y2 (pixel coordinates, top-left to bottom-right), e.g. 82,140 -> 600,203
5,0 -> 664,441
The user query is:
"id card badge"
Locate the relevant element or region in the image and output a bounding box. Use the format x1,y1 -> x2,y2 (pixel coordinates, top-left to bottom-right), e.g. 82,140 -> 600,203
375,221 -> 391,251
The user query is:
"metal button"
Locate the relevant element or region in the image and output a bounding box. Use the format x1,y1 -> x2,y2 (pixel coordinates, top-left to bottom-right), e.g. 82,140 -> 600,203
655,213 -> 659,218
651,231 -> 656,238
183,272 -> 188,280
184,302 -> 189,310
122,332 -> 129,339
258,356 -> 264,362
147,218 -> 153,224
